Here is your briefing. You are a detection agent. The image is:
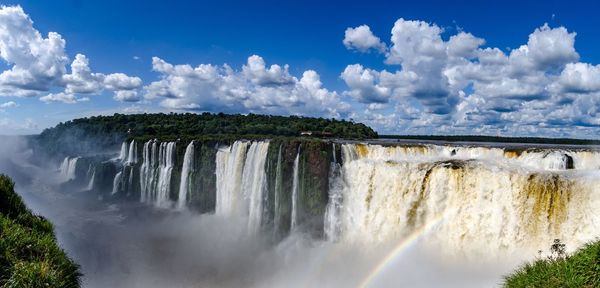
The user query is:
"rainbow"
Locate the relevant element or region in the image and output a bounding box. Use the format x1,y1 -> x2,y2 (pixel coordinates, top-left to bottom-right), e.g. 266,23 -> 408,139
358,215 -> 445,288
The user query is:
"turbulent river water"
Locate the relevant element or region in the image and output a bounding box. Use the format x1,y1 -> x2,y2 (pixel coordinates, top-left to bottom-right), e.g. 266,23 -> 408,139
2,136 -> 600,287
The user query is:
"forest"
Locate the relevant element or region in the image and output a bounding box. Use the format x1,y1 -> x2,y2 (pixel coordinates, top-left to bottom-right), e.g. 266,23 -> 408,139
35,112 -> 378,157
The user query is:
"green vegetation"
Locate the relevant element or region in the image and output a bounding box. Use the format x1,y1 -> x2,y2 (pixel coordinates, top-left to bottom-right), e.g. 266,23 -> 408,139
36,112 -> 377,157
0,175 -> 80,287
381,135 -> 600,145
504,239 -> 600,288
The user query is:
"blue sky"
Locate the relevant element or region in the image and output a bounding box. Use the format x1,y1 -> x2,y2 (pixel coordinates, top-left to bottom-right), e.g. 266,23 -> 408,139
1,0 -> 600,137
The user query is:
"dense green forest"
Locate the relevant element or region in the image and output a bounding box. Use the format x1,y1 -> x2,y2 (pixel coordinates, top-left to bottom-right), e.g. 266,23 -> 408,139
381,134 -> 600,145
504,239 -> 600,287
0,175 -> 80,287
36,113 -> 377,157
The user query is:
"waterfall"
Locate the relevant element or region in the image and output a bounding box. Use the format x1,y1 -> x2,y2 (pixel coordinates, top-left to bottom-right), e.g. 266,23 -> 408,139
119,141 -> 128,161
214,140 -> 269,231
177,141 -> 195,209
215,141 -> 249,216
140,140 -> 159,203
290,146 -> 300,231
60,156 -> 79,181
324,143 -> 343,241
111,171 -> 122,195
273,144 -> 283,234
156,142 -> 176,207
86,170 -> 95,190
329,143 -> 600,259
127,140 -> 137,164
242,141 -> 270,233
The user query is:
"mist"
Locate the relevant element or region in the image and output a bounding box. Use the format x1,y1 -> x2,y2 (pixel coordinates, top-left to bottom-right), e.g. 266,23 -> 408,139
0,136 -> 516,288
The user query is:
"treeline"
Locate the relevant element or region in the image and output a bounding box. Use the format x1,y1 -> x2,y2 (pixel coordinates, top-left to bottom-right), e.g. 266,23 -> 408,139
0,175 -> 80,287
36,113 -> 377,157
380,135 -> 600,145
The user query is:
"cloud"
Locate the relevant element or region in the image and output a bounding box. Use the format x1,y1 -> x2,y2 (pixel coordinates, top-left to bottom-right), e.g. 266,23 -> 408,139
343,25 -> 386,53
40,92 -> 89,104
144,55 -> 350,118
0,5 -> 68,96
0,101 -> 17,109
113,90 -> 140,102
341,18 -> 600,137
0,5 -> 142,103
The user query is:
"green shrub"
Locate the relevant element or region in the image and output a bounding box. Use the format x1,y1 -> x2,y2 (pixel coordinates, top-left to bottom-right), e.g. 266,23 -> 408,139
504,239 -> 600,287
0,174 -> 80,287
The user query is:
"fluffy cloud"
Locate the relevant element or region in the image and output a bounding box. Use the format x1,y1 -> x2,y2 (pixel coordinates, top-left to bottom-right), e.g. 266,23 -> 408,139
40,92 -> 89,104
343,25 -> 386,53
0,6 -> 67,96
0,5 -> 141,103
113,90 -> 140,102
341,19 -> 600,136
0,101 -> 17,109
144,55 -> 349,118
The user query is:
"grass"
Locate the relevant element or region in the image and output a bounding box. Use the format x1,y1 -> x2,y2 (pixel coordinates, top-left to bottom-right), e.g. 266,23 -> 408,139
504,240 -> 600,287
0,174 -> 80,287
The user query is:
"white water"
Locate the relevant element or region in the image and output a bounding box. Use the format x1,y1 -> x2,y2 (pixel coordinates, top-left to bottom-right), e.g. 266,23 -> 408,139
177,141 -> 195,210
118,142 -> 128,161
324,143 -> 343,241
242,141 -> 270,233
215,141 -> 249,216
127,140 -> 137,165
273,145 -> 283,234
86,170 -> 95,190
140,140 -> 158,203
111,171 -> 122,195
59,156 -> 80,181
215,140 -> 270,232
330,143 -> 600,261
290,147 -> 300,231
156,142 -> 176,207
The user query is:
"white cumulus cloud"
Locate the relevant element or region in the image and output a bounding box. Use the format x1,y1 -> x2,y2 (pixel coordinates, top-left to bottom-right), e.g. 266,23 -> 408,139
0,5 -> 142,103
144,55 -> 349,118
343,25 -> 386,53
40,92 -> 89,104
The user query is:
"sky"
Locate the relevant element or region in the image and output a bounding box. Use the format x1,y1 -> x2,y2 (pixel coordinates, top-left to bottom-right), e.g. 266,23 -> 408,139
1,0 -> 600,137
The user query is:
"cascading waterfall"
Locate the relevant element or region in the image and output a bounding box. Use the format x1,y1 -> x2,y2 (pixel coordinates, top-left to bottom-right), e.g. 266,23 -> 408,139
140,140 -> 159,203
290,146 -> 300,231
127,140 -> 137,165
177,141 -> 195,209
215,140 -> 270,233
60,156 -> 80,181
242,141 -> 270,233
330,143 -> 600,259
156,142 -> 176,207
86,170 -> 95,190
118,141 -> 128,161
273,144 -> 283,234
324,143 -> 343,241
215,141 -> 249,216
71,137 -> 600,262
112,171 -> 122,195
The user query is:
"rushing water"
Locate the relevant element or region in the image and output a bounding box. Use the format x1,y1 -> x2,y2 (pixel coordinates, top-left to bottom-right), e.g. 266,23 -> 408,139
177,141 -> 195,209
18,138 -> 600,287
290,146 -> 300,231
